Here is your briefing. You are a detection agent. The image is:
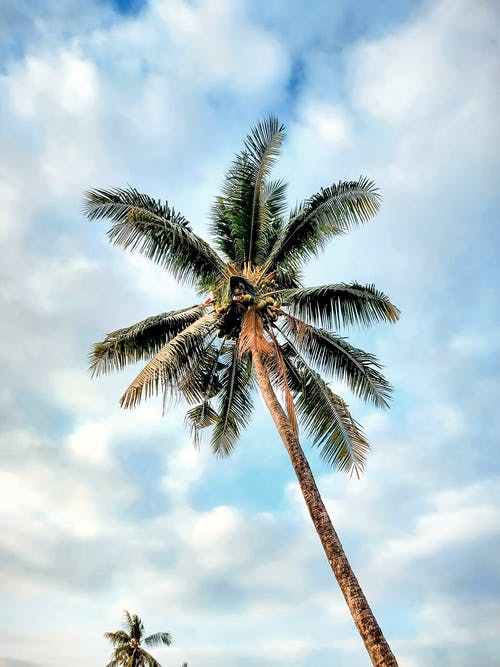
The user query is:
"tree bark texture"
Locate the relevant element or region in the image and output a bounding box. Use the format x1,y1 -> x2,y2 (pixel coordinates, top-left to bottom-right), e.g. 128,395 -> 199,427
252,351 -> 399,667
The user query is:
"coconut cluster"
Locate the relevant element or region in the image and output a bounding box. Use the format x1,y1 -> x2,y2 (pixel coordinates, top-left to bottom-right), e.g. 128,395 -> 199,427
214,292 -> 281,339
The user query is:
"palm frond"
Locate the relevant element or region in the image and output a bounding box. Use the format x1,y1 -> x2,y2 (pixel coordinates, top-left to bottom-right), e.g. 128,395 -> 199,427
121,610 -> 135,633
130,615 -> 144,641
274,260 -> 303,289
283,348 -> 369,476
182,340 -> 225,446
280,313 -> 392,408
210,344 -> 255,457
120,313 -> 215,409
106,656 -> 129,667
144,631 -> 172,647
209,116 -> 285,267
178,338 -> 223,403
104,630 -> 130,647
89,304 -> 207,377
245,116 -> 286,263
185,401 -> 219,447
83,187 -> 227,287
139,648 -> 162,667
106,642 -> 132,667
260,179 -> 288,226
210,155 -> 255,265
264,177 -> 380,273
255,179 -> 288,264
278,283 -> 400,329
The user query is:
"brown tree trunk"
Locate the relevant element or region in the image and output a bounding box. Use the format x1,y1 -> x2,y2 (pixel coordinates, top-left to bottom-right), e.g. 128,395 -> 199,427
252,351 -> 399,667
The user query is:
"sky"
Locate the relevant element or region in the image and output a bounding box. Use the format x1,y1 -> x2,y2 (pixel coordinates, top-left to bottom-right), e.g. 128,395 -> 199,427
0,0 -> 499,666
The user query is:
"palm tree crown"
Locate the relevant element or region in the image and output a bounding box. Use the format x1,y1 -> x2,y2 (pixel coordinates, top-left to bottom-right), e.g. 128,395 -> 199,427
104,610 -> 172,667
85,115 -> 398,476
87,116 -> 400,667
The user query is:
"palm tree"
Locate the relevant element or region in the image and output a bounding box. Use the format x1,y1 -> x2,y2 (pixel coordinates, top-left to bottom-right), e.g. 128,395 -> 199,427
85,116 -> 400,667
104,610 -> 172,667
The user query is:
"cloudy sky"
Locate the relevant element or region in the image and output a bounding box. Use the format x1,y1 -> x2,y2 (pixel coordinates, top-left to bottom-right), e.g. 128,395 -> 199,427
1,0 -> 499,665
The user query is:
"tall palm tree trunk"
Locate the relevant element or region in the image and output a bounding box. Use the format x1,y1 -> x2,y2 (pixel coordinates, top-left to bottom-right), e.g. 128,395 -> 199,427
252,351 -> 399,667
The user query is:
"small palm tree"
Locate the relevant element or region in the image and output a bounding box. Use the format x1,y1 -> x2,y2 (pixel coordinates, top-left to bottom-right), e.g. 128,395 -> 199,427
86,117 -> 399,667
104,610 -> 172,667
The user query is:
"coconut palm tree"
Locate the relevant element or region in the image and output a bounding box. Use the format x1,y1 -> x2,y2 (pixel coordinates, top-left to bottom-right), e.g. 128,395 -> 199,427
104,610 -> 172,667
85,116 -> 400,667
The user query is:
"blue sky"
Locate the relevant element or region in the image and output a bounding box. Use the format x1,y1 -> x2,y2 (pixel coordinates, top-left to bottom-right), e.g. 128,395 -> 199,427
0,1 -> 499,666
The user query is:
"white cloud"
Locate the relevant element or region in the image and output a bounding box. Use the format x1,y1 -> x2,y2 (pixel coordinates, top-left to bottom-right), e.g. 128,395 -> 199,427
297,101 -> 353,148
379,481 -> 500,566
67,419 -> 117,465
8,51 -> 99,118
0,180 -> 31,243
417,596 -> 500,646
351,0 -> 498,123
349,0 -> 499,188
25,254 -> 96,314
162,438 -> 211,501
151,0 -> 287,92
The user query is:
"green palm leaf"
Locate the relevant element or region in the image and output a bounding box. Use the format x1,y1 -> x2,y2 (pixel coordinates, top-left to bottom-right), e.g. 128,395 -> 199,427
210,155 -> 255,265
256,178 -> 289,265
144,632 -> 173,647
185,401 -> 219,447
210,344 -> 255,457
260,179 -> 288,227
120,313 -> 215,408
178,339 -> 223,403
278,282 -> 400,329
104,630 -> 130,647
139,649 -> 162,667
83,187 -> 227,287
245,116 -> 286,263
209,116 -> 285,267
287,354 -> 369,476
106,643 -> 133,667
264,177 -> 380,273
89,304 -> 207,377
106,656 -> 129,667
280,313 -> 392,408
122,609 -> 135,632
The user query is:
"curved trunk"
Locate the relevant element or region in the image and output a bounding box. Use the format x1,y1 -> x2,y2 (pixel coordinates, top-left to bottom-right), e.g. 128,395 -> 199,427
252,351 -> 399,667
